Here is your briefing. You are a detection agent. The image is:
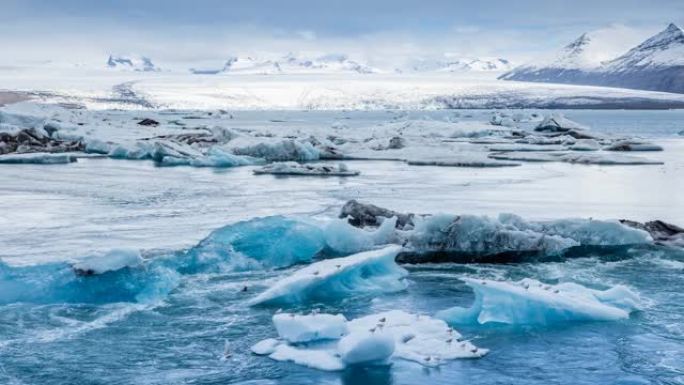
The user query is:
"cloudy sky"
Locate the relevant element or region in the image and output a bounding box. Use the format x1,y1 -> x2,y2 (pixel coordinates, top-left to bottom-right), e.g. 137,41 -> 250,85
1,0 -> 682,66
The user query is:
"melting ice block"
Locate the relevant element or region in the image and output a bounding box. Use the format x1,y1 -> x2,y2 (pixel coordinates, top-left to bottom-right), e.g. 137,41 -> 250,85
250,245 -> 407,305
273,313 -> 348,343
437,278 -> 640,325
251,310 -> 485,371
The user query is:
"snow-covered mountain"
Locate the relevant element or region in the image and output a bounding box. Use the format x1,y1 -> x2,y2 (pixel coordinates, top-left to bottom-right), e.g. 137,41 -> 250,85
500,23 -> 684,94
190,54 -> 377,75
107,55 -> 160,72
408,57 -> 512,73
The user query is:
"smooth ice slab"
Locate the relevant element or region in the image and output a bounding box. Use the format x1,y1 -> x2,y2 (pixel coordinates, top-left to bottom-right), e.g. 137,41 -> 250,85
437,278 -> 641,325
250,245 -> 407,305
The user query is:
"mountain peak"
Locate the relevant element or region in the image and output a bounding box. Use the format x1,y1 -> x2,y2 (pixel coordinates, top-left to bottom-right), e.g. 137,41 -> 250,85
635,23 -> 684,51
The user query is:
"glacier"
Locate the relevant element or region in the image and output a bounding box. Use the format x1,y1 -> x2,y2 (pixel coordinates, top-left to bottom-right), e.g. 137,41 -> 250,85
437,278 -> 640,325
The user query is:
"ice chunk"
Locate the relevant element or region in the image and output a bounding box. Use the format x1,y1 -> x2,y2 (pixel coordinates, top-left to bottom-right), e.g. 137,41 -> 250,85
405,214 -> 579,257
407,158 -> 520,168
252,309 -> 485,371
250,338 -> 280,355
254,162 -> 359,176
0,152 -> 77,164
188,147 -> 257,167
347,310 -> 486,365
437,278 -> 640,325
268,344 -> 345,371
569,139 -> 600,151
559,152 -> 663,165
185,216 -> 327,272
71,249 -> 143,275
250,245 -> 407,305
230,138 -> 320,161
337,330 -> 395,365
535,114 -> 589,133
324,217 -> 398,255
489,151 -> 664,165
605,140 -> 663,152
273,313 -> 348,343
489,144 -> 564,152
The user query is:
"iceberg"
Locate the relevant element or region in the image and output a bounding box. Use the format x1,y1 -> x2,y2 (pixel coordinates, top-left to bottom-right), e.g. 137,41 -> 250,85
250,245 -> 407,305
489,151 -> 663,165
273,313 -> 348,343
71,249 -> 143,275
229,138 -> 320,161
605,140 -> 664,152
569,139 -> 600,151
534,114 -> 589,133
183,216 -> 327,273
0,152 -> 78,164
437,278 -> 640,325
254,162 -> 359,176
338,201 -> 653,262
252,309 -> 485,371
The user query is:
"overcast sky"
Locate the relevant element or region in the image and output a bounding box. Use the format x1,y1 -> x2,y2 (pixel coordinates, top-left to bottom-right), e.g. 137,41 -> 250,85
1,0 -> 682,66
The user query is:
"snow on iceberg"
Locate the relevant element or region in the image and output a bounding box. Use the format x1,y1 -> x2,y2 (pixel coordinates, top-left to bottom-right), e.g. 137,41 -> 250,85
254,162 -> 360,176
71,249 -> 143,275
250,245 -> 407,305
252,310 -> 485,371
273,313 -> 348,343
436,278 -> 640,325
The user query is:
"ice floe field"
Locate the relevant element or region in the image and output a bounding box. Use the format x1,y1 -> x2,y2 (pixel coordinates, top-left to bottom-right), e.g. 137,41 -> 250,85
1,92 -> 683,384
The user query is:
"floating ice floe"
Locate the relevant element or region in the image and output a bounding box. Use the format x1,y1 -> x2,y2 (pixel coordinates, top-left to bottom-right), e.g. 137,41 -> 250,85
488,144 -> 565,152
254,162 -> 360,176
437,278 -> 640,325
535,114 -> 589,133
489,151 -> 663,165
406,158 -> 520,168
229,137 -> 320,161
0,152 -> 78,164
251,310 -> 486,371
250,245 -> 407,305
569,139 -> 600,151
604,140 -> 663,152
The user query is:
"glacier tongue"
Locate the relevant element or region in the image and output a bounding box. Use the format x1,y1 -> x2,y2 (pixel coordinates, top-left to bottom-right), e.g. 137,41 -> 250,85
436,278 -> 640,326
